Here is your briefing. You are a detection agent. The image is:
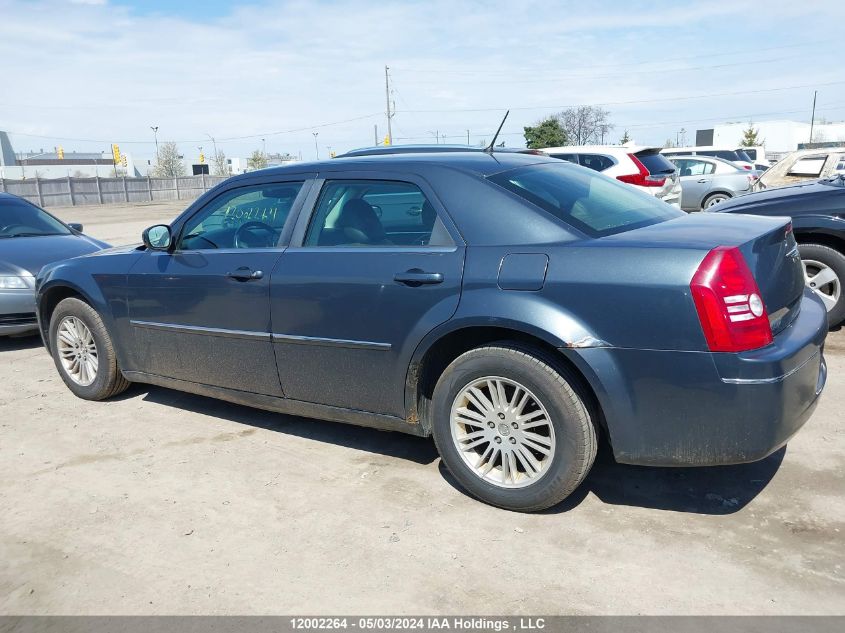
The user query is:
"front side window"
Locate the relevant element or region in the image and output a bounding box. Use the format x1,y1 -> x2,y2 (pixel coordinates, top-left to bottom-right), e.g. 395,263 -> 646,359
304,180 -> 453,247
488,163 -> 682,238
0,199 -> 71,238
178,182 -> 304,250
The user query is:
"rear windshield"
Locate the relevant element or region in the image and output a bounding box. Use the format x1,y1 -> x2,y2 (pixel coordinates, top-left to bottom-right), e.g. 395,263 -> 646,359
488,163 -> 683,238
635,151 -> 676,175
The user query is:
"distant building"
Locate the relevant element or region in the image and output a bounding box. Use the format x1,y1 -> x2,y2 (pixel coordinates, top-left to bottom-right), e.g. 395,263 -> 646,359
697,120 -> 845,160
0,131 -> 140,179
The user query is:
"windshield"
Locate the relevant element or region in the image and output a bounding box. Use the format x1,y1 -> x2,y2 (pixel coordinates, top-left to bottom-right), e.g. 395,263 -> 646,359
0,198 -> 71,238
488,163 -> 683,238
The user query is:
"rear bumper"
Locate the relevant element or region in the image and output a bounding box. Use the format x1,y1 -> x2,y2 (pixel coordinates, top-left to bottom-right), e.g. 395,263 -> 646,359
566,289 -> 827,466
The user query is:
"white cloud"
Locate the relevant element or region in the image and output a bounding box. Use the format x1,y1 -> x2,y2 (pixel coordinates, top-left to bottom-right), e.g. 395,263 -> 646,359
0,0 -> 842,159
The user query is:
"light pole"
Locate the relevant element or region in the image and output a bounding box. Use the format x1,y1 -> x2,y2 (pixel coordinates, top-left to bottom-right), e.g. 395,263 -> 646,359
261,138 -> 266,156
206,133 -> 219,172
150,126 -> 159,164
312,132 -> 319,160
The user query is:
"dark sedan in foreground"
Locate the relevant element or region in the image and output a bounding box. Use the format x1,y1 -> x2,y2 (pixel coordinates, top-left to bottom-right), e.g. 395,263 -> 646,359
712,174 -> 845,326
0,192 -> 107,336
36,151 -> 827,511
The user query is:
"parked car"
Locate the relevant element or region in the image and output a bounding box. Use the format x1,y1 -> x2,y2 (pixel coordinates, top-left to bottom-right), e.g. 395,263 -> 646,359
661,146 -> 756,171
711,174 -> 845,326
755,148 -> 845,190
541,145 -> 681,207
36,151 -> 827,512
666,155 -> 757,211
0,193 -> 108,337
739,146 -> 770,171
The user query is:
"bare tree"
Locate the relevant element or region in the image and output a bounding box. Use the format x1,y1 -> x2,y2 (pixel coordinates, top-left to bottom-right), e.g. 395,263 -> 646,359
151,142 -> 186,177
212,151 -> 230,177
247,149 -> 268,171
559,106 -> 614,145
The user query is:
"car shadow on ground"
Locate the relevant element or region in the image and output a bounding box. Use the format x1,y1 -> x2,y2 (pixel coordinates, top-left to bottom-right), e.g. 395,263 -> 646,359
134,384 -> 439,466
134,383 -> 785,515
0,334 -> 43,352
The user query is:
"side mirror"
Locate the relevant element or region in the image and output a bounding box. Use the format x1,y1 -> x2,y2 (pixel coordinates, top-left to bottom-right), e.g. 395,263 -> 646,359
142,224 -> 173,251
67,222 -> 83,233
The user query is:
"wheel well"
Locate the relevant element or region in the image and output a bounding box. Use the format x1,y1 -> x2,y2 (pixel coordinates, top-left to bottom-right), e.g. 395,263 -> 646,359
409,326 -> 606,439
38,286 -> 86,343
702,191 -> 732,205
794,231 -> 845,255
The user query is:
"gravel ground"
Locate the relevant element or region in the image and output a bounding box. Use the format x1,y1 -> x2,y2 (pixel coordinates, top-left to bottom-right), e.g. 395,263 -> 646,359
0,203 -> 842,615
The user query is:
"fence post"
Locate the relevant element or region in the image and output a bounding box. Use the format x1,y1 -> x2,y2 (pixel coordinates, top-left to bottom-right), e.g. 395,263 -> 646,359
35,177 -> 45,207
174,176 -> 180,200
147,176 -> 153,202
67,176 -> 75,206
122,176 -> 129,203
0,178 -> 5,192
95,176 -> 103,204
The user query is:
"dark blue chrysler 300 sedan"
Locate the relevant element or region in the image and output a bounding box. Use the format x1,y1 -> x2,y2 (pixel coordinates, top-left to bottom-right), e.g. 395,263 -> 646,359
35,150 -> 827,511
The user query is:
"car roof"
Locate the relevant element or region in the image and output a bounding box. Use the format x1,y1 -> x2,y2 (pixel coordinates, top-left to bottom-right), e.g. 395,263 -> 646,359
541,145 -> 658,153
662,146 -> 745,152
228,150 -> 554,180
666,154 -> 740,166
338,144 -> 542,158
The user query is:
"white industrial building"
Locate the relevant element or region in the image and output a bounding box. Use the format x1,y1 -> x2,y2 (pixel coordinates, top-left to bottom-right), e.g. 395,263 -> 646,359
700,120 -> 845,159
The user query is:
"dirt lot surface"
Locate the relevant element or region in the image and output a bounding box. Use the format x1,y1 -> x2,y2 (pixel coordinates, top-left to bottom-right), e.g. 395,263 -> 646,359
1,203 -> 843,615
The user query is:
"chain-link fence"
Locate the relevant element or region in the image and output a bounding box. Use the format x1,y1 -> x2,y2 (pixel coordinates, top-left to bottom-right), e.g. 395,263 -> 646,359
0,175 -> 228,207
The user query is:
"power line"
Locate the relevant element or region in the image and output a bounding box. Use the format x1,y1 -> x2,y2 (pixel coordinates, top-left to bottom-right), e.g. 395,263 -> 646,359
390,39 -> 836,76
5,112 -> 383,145
393,80 -> 845,114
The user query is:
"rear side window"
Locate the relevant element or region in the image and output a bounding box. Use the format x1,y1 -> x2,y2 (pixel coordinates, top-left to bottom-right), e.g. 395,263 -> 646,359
788,157 -> 826,177
578,154 -> 615,172
635,151 -> 676,175
304,180 -> 453,247
744,149 -> 758,160
548,153 -> 578,164
488,163 -> 682,238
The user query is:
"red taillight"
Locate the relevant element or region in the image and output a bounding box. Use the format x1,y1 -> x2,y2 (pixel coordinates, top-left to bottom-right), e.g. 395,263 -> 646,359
617,153 -> 666,187
690,246 -> 773,352
742,164 -> 752,170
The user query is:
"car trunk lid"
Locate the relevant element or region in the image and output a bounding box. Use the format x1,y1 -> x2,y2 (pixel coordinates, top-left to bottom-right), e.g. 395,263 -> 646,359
600,212 -> 805,334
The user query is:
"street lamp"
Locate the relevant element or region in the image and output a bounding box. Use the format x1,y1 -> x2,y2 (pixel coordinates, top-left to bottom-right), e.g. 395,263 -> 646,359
150,126 -> 159,164
312,132 -> 319,160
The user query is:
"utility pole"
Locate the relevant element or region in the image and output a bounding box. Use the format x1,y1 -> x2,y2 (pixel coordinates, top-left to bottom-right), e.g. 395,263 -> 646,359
312,132 -> 319,160
150,126 -> 159,164
261,138 -> 266,155
466,130 -> 470,146
384,65 -> 393,145
374,124 -> 378,146
809,90 -> 818,144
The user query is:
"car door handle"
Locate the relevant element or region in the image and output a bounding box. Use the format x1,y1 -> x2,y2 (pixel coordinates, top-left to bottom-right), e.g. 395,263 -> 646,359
226,268 -> 263,281
697,179 -> 708,183
394,270 -> 444,286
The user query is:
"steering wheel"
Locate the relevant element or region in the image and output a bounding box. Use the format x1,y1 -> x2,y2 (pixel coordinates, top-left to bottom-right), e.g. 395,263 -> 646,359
234,221 -> 277,248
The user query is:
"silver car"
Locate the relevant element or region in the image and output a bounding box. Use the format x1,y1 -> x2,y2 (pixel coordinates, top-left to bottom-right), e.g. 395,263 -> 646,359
667,155 -> 757,211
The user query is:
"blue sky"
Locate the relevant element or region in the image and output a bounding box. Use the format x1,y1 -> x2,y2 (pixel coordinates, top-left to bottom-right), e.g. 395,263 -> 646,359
1,0 -> 843,161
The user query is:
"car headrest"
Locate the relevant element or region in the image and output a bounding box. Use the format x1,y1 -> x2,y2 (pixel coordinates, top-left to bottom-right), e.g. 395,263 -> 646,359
336,198 -> 386,243
421,200 -> 437,229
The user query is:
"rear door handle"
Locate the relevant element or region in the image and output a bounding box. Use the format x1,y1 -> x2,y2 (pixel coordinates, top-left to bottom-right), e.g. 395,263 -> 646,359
697,179 -> 708,183
394,270 -> 444,286
226,268 -> 263,281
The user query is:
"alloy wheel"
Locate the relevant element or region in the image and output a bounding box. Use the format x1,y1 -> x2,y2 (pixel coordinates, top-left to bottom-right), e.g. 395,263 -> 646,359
56,316 -> 99,386
450,376 -> 556,489
803,258 -> 841,313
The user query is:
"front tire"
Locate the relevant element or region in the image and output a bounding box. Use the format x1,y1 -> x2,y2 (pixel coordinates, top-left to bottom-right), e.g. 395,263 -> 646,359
431,344 -> 597,512
799,243 -> 845,326
49,297 -> 130,400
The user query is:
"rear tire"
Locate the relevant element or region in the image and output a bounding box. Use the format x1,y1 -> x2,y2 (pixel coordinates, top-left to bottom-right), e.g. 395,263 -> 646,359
702,192 -> 731,209
799,243 -> 845,326
49,297 -> 130,400
431,343 -> 597,512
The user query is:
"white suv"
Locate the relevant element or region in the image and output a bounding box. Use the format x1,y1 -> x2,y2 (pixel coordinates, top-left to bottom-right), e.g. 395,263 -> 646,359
542,145 -> 681,207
